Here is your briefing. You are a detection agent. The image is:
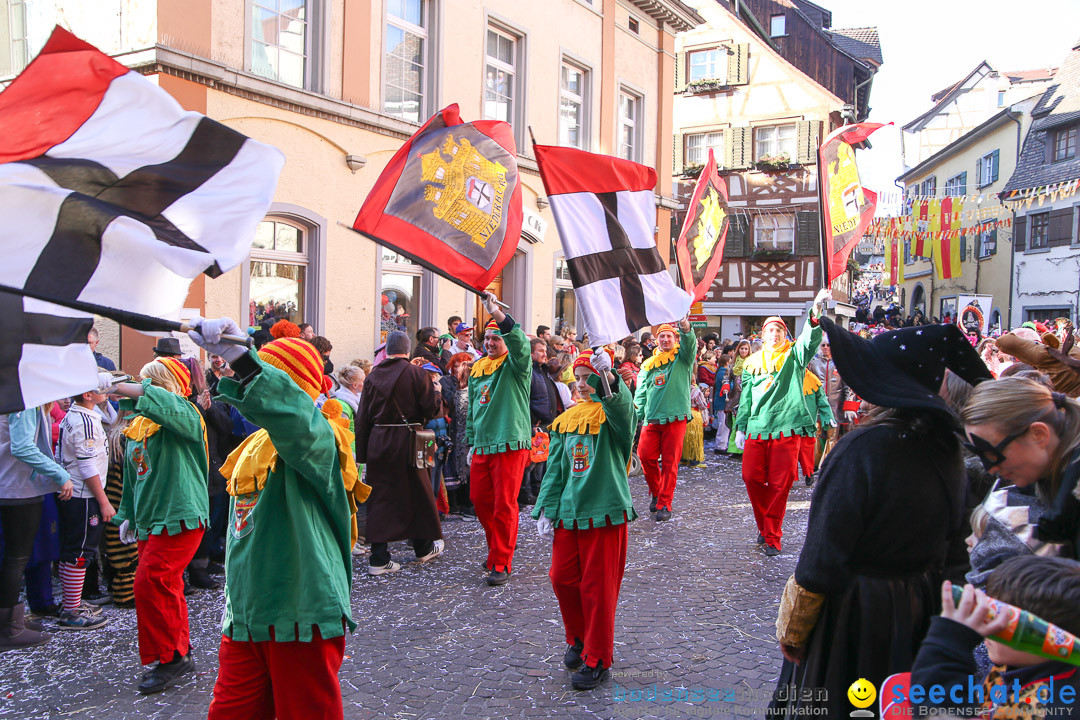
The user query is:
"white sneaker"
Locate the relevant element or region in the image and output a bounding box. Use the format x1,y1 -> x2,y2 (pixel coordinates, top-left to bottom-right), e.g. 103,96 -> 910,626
368,560 -> 401,576
352,544 -> 369,556
416,539 -> 445,563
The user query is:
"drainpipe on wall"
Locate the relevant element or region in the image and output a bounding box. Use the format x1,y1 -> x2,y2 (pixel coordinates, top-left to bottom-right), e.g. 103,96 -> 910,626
1006,110 -> 1023,327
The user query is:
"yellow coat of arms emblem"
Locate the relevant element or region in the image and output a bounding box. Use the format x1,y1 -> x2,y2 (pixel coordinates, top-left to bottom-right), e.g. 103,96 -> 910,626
421,135 -> 508,249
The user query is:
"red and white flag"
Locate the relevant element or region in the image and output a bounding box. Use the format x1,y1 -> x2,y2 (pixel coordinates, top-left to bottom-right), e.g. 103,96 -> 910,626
534,145 -> 691,345
0,27 -> 284,413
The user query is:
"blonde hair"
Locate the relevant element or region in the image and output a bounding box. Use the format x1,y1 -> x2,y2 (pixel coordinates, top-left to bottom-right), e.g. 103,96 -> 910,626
969,505 -> 990,541
338,365 -> 365,388
140,360 -> 183,395
962,377 -> 1080,499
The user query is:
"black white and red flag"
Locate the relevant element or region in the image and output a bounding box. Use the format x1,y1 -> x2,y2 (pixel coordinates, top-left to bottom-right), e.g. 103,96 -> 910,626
819,122 -> 886,285
674,148 -> 729,302
0,27 -> 284,413
352,104 -> 522,291
534,144 -> 692,345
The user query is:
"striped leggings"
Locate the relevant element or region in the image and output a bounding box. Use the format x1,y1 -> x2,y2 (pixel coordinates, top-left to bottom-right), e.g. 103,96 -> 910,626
103,459 -> 138,604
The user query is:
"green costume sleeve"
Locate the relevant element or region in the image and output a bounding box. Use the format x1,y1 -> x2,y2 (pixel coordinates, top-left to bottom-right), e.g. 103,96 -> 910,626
815,388 -> 834,426
677,327 -> 697,367
114,457 -> 134,526
532,431 -> 569,519
597,373 -> 634,457
135,381 -> 205,444
734,375 -> 755,433
501,320 -> 532,378
633,366 -> 648,425
217,351 -> 339,494
465,380 -> 475,447
788,316 -> 824,370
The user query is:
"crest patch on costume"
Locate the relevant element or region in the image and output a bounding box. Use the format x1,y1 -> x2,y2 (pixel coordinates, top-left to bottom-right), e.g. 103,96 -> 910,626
130,444 -> 151,479
569,436 -> 593,475
479,384 -> 492,405
231,492 -> 260,540
654,374 -> 667,387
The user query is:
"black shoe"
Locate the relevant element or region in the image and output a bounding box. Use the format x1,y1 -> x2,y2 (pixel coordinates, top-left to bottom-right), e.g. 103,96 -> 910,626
756,534 -> 765,544
804,474 -> 815,487
188,567 -> 220,590
206,562 -> 224,575
563,640 -> 584,670
183,576 -> 193,596
137,652 -> 195,694
713,448 -> 728,455
571,662 -> 608,690
485,570 -> 510,586
655,508 -> 671,522
649,496 -> 658,513
764,545 -> 781,557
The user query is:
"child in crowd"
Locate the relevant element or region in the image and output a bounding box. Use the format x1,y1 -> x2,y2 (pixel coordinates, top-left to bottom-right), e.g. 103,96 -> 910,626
55,385 -> 115,630
911,556 -> 1080,718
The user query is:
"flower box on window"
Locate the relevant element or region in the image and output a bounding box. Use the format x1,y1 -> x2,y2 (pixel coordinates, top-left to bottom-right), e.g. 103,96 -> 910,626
754,153 -> 798,173
750,248 -> 794,262
685,78 -> 731,95
680,162 -> 705,179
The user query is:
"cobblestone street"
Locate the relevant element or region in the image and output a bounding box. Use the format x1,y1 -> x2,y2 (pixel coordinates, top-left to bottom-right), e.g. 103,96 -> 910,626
0,451 -> 814,720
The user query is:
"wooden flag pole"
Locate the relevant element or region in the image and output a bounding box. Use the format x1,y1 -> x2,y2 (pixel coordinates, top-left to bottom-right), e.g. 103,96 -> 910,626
816,145 -> 830,292
0,285 -> 250,346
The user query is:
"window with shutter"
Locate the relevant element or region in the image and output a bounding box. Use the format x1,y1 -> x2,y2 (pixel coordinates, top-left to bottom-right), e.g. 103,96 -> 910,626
1015,216 -> 1027,251
796,211 -> 819,255
990,150 -> 999,183
726,127 -> 752,169
796,121 -> 818,165
1049,208 -> 1074,247
727,43 -> 749,85
725,215 -> 748,257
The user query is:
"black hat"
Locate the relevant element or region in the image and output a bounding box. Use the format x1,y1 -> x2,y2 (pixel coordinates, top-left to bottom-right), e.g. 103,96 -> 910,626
820,316 -> 992,415
152,337 -> 182,357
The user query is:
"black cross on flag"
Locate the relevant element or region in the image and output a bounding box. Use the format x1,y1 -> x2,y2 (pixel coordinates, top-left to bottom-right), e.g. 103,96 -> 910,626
0,27 -> 283,413
534,145 -> 691,345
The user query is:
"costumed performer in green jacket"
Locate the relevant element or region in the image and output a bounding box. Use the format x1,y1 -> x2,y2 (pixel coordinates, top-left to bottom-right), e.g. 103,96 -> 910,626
533,348 -> 636,691
633,317 -> 696,521
467,293 -> 533,586
187,320 -> 370,720
734,289 -> 830,557
110,356 -> 209,695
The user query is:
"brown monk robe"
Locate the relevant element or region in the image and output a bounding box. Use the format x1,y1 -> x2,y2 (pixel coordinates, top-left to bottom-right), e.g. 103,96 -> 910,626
355,340 -> 443,572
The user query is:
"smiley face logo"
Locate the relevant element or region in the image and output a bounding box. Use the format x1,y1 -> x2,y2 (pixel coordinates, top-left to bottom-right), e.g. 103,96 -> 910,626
848,678 -> 877,710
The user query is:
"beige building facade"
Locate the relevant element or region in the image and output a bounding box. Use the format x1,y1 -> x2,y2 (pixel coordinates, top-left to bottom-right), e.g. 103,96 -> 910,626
0,0 -> 700,372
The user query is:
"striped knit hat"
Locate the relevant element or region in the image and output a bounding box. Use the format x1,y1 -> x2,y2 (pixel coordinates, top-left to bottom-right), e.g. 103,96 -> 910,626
157,356 -> 192,397
484,318 -> 500,334
572,348 -> 614,374
258,337 -> 332,400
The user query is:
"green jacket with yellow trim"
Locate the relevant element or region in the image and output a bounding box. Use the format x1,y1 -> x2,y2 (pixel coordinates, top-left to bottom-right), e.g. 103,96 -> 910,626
532,373 -> 637,529
633,327 -> 696,426
734,317 -> 823,440
466,314 -> 532,455
114,381 -> 209,541
214,350 -> 356,643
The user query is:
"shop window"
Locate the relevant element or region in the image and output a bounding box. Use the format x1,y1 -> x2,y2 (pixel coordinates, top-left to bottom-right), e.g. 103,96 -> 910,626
249,219 -> 307,329
380,248 -> 422,342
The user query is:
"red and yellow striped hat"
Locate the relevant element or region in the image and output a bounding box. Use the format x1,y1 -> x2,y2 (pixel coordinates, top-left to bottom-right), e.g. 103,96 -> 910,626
157,357 -> 191,397
572,347 -> 614,373
484,318 -> 499,334
258,338 -> 332,400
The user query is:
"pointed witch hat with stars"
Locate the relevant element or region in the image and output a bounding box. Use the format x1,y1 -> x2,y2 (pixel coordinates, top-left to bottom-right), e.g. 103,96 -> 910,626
820,315 -> 992,416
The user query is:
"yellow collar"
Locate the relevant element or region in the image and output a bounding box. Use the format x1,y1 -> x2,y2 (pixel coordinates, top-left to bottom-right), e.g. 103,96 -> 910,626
471,353 -> 507,377
123,416 -> 161,441
549,400 -> 606,435
744,340 -> 793,375
641,345 -> 679,373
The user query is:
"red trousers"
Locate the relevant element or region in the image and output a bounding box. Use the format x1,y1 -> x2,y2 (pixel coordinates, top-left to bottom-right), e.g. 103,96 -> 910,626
638,420 -> 687,511
798,434 -> 817,478
134,526 -> 203,665
549,523 -> 628,669
742,435 -> 800,550
207,627 -> 346,720
470,448 -> 530,572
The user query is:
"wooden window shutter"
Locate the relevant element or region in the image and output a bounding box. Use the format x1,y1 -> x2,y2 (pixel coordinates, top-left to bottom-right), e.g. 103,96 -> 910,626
796,211 -> 819,255
976,156 -> 983,187
795,121 -> 818,165
991,149 -> 1000,183
726,127 -> 751,169
989,226 -> 998,255
725,214 -> 748,257
1015,215 -> 1027,251
960,234 -> 967,260
1049,207 -> 1073,246
727,43 -> 749,85
673,131 -> 684,176
958,171 -> 967,196
675,51 -> 686,93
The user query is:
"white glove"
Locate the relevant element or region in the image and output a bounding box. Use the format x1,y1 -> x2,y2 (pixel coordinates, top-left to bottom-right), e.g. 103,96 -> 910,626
188,316 -> 248,363
590,349 -> 612,375
843,410 -> 858,424
96,371 -> 118,394
467,448 -> 475,466
536,509 -> 554,537
118,519 -> 137,545
482,292 -> 500,316
734,431 -> 747,450
828,420 -> 838,428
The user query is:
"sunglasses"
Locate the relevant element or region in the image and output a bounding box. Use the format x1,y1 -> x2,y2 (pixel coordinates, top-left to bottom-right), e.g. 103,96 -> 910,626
962,429 -> 1027,471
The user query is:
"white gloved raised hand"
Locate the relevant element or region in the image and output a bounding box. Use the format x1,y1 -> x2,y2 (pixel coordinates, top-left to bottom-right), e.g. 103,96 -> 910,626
828,420 -> 838,428
590,348 -> 612,375
536,509 -> 554,537
96,371 -> 118,394
734,431 -> 747,450
188,317 -> 248,363
482,292 -> 500,316
843,410 -> 858,424
118,519 -> 137,545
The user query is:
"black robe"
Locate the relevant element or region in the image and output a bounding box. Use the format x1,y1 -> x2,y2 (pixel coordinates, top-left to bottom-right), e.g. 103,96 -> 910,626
355,358 -> 442,543
770,421 -> 965,719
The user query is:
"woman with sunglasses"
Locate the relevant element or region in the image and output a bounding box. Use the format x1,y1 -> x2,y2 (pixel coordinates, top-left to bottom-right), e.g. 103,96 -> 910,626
961,376 -> 1080,556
